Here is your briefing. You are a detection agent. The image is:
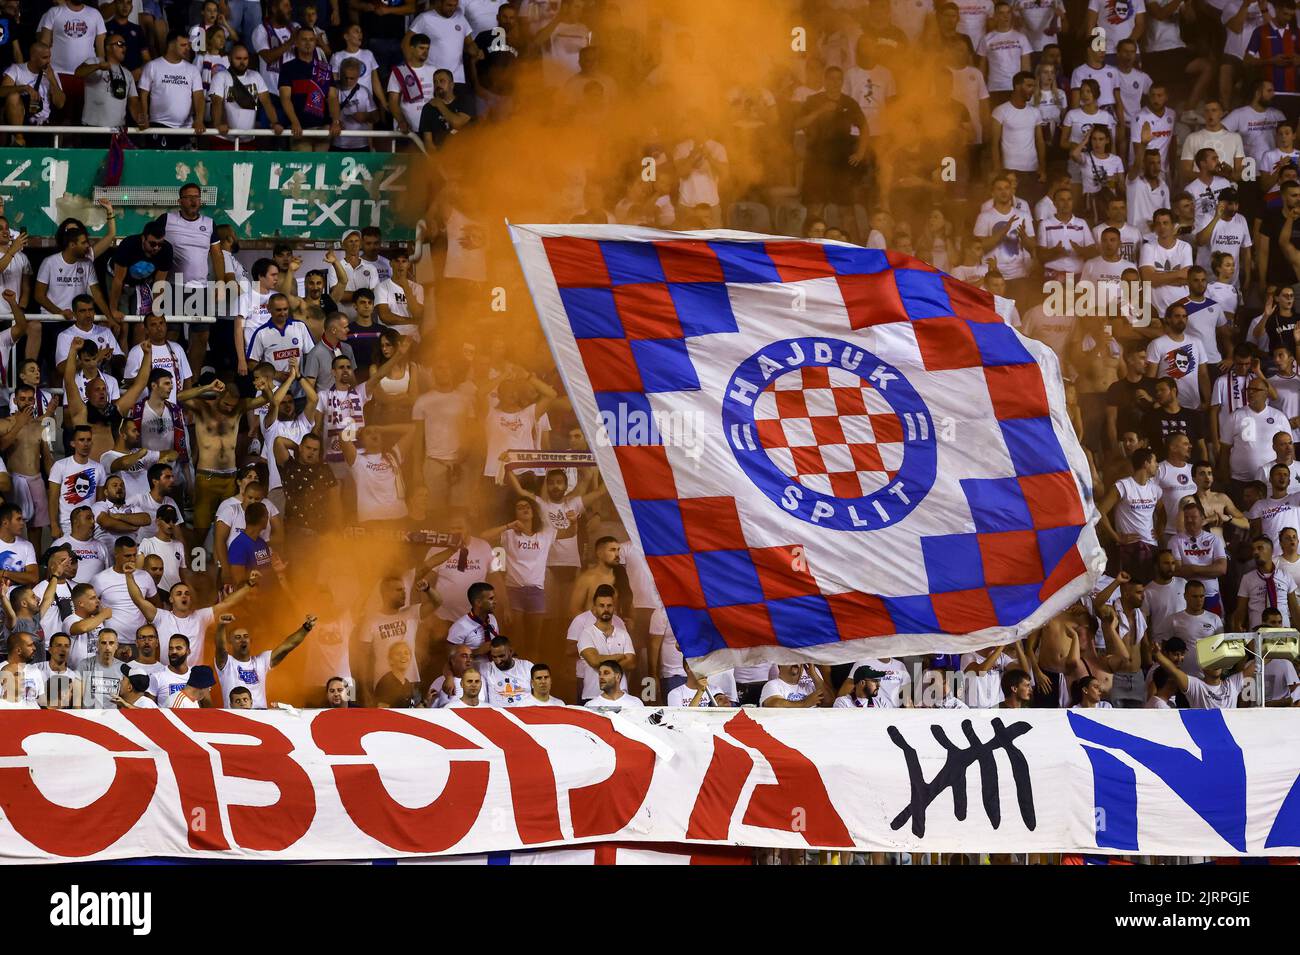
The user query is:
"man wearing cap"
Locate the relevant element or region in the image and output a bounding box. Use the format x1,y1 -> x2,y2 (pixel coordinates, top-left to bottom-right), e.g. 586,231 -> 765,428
171,664 -> 215,708
833,665 -> 887,708
1194,189 -> 1253,285
113,665 -> 157,708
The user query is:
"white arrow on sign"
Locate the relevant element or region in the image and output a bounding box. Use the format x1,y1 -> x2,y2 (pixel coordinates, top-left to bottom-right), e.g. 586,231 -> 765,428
42,159 -> 68,222
227,162 -> 254,226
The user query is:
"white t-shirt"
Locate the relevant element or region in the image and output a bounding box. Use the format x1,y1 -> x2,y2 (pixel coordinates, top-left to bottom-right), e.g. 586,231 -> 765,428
250,20 -> 297,88
990,100 -> 1040,171
1155,460 -> 1194,533
0,534 -> 36,577
1184,672 -> 1246,710
502,526 -> 556,589
977,29 -> 1031,91
431,538 -> 494,623
1127,175 -> 1171,231
48,457 -> 106,535
1237,565 -> 1297,628
215,495 -> 278,541
52,534 -> 107,583
374,278 -> 424,334
138,535 -> 187,595
1113,476 -> 1160,544
1142,577 -> 1188,641
974,206 -> 1035,278
55,323 -> 121,369
1132,106 -> 1176,165
159,211 -> 216,289
89,567 -> 157,643
1196,215 -> 1252,277
262,414 -> 314,491
960,650 -> 1014,708
447,612 -> 500,651
97,449 -> 156,504
1038,215 -> 1093,272
151,607 -> 213,667
124,340 -> 192,386
483,405 -> 538,478
248,319 -> 315,373
36,254 -> 98,312
1224,105 -> 1287,164
316,384 -> 367,464
411,8 -> 473,82
359,607 -> 421,688
149,666 -> 191,708
575,623 -> 633,700
218,650 -> 272,708
844,65 -> 896,137
39,4 -> 107,74
209,68 -> 270,141
760,675 -> 814,705
139,57 -> 203,127
856,658 -> 911,707
351,449 -> 406,522
82,58 -> 137,127
584,692 -> 644,712
1227,406 -> 1292,481
385,62 -> 438,131
477,656 -> 534,707
1171,531 -> 1226,598
412,386 -> 473,462
1248,494 -> 1300,550
1145,334 -> 1206,409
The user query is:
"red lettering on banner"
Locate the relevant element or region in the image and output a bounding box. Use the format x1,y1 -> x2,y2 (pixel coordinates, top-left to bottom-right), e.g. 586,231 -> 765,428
0,710 -> 157,857
124,711 -> 230,850
700,710 -> 853,847
509,707 -> 655,838
685,735 -> 754,841
448,708 -> 563,844
311,709 -> 490,853
174,710 -> 316,851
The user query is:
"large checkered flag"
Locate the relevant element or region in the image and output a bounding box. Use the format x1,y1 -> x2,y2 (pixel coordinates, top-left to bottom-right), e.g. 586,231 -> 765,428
511,224 -> 1104,674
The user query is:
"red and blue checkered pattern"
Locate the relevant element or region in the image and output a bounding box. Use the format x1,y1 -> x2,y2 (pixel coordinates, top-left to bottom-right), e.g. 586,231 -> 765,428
513,225 -> 1102,672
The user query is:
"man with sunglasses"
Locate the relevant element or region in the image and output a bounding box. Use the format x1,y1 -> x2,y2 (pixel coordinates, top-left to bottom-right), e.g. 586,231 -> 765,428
76,33 -> 143,130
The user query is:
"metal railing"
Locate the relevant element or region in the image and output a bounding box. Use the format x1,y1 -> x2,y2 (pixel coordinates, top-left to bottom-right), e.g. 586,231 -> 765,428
19,313 -> 219,323
0,125 -> 426,153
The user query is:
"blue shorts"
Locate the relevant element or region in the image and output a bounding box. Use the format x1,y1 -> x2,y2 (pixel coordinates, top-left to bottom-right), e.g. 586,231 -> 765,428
142,0 -> 163,18
508,585 -> 546,615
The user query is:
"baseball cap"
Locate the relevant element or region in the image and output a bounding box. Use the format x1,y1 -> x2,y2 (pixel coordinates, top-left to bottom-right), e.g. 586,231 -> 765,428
342,229 -> 361,242
853,665 -> 888,681
118,665 -> 151,694
187,665 -> 216,689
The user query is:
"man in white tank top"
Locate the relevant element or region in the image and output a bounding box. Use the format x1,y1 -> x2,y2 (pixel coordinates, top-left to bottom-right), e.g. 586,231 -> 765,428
1096,446 -> 1162,574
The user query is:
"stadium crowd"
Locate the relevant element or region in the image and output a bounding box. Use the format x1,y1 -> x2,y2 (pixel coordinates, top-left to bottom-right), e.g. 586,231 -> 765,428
0,0 -> 1296,714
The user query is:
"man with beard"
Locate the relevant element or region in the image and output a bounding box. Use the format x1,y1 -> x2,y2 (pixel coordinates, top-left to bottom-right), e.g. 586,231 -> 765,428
214,611 -> 314,708
92,475 -> 151,546
278,27 -> 340,150
478,635 -> 532,707
210,42 -> 284,149
832,664 -> 888,709
126,625 -> 164,680
126,572 -> 258,666
446,580 -> 500,659
77,629 -> 124,708
0,631 -> 40,705
91,537 -> 157,651
150,634 -> 193,707
36,632 -> 80,708
585,660 -> 644,712
1144,304 -> 1210,413
1235,535 -> 1300,629
99,416 -> 180,505
60,341 -> 151,461
575,585 -> 636,705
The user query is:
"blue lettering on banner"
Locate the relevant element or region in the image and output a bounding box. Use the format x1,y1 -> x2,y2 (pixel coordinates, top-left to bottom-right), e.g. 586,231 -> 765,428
1068,710 -> 1247,852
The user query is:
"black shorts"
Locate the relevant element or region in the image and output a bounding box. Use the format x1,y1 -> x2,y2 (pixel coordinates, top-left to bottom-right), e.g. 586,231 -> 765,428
1032,669 -> 1061,708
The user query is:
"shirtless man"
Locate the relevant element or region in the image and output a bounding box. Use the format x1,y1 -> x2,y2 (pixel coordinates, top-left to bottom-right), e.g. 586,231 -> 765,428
183,371 -> 286,547
568,536 -> 622,619
1028,608 -> 1090,707
61,338 -> 151,459
1069,316 -> 1120,457
0,383 -> 54,551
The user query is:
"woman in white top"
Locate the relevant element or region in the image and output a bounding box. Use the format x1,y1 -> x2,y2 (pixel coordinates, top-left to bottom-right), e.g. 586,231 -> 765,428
367,328 -> 425,425
1032,61 -> 1068,160
916,208 -> 960,272
1060,78 -> 1116,186
1072,125 -> 1125,221
483,498 -> 556,659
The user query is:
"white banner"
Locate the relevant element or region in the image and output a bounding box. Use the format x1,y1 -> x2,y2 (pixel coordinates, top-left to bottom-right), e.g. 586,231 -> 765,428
1,707 -> 1298,862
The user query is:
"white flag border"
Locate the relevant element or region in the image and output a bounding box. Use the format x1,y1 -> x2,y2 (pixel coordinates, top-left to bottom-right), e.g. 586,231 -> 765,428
509,222 -> 1106,675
